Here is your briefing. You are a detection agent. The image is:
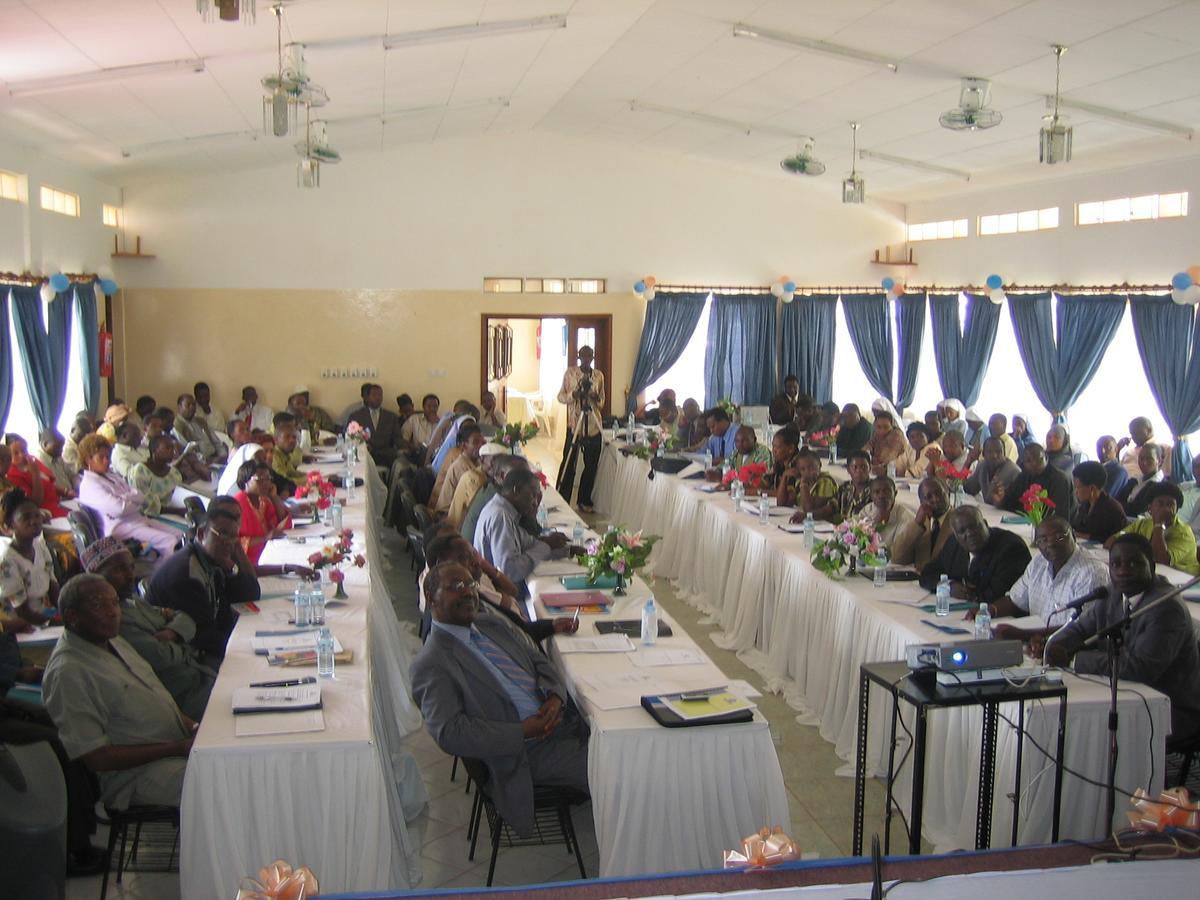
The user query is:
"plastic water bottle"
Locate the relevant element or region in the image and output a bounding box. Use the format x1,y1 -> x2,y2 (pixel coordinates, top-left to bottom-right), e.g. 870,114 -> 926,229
627,412 -> 636,441
640,597 -> 658,646
873,550 -> 888,588
316,627 -> 335,678
572,520 -> 584,544
336,432 -> 345,456
830,444 -> 838,465
758,494 -> 770,525
936,574 -> 951,617
974,603 -> 993,640
293,587 -> 310,627
803,512 -> 815,549
886,461 -> 896,479
656,444 -> 664,459
731,479 -> 743,509
309,583 -> 326,626
704,449 -> 713,470
721,459 -> 732,481
330,498 -> 343,533
537,505 -> 549,529
344,459 -> 356,500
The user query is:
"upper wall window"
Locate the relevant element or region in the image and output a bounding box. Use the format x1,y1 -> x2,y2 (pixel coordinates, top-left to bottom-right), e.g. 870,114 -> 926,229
1077,192 -> 1188,226
906,219 -> 968,242
484,277 -> 607,294
40,185 -> 79,217
979,207 -> 1058,236
0,169 -> 21,203
102,204 -> 121,227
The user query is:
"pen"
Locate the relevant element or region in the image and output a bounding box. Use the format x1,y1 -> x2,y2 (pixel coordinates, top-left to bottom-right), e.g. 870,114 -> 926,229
249,676 -> 317,688
572,607 -> 580,627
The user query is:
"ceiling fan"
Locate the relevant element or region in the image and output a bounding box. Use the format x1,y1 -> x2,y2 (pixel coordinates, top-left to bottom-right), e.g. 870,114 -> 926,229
780,139 -> 825,176
939,78 -> 1002,131
196,0 -> 256,24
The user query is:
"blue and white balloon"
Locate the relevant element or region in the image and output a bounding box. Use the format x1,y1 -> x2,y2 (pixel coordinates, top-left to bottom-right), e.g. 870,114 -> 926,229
881,277 -> 895,291
1172,271 -> 1193,291
99,279 -> 119,296
986,273 -> 1003,290
633,280 -> 646,294
49,273 -> 70,292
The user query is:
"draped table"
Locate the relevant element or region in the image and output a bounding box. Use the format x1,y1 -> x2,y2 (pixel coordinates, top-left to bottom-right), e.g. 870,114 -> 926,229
180,456 -> 428,899
528,487 -> 791,877
592,445 -> 1173,852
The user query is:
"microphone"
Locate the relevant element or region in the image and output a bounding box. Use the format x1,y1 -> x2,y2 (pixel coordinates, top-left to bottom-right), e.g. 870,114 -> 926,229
1055,585 -> 1109,614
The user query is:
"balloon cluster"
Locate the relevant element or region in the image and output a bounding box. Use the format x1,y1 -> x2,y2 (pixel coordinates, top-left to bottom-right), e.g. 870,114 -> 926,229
37,274 -> 120,304
881,276 -> 907,301
1171,266 -> 1200,305
985,273 -> 1006,305
633,276 -> 657,301
770,276 -> 797,304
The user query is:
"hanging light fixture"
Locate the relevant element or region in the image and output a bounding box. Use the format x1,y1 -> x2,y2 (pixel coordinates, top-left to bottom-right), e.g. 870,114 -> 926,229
262,8 -> 328,139
842,122 -> 865,203
197,0 -> 257,24
295,104 -> 340,188
264,5 -> 290,136
1039,45 -> 1072,165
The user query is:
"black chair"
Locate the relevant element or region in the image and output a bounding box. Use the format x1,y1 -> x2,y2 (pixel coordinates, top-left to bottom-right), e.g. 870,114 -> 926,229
460,757 -> 588,886
406,525 -> 426,572
67,508 -> 101,556
412,503 -> 434,532
99,804 -> 179,900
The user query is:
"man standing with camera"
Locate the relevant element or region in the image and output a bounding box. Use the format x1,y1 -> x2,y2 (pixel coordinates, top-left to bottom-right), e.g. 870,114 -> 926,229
556,345 -> 605,513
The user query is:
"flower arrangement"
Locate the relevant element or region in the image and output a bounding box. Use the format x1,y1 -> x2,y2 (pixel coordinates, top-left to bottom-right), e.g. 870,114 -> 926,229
722,462 -> 769,493
807,425 -> 840,448
498,421 -> 539,451
533,468 -> 549,489
574,526 -> 660,596
937,459 -> 973,493
307,529 -> 366,600
345,420 -> 370,444
811,515 -> 884,577
294,470 -> 336,510
716,398 -> 740,422
1021,484 -> 1056,525
632,430 -> 680,460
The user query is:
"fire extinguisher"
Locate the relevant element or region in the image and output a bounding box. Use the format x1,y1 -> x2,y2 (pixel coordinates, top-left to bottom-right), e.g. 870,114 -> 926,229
99,330 -> 113,377
536,324 -> 542,360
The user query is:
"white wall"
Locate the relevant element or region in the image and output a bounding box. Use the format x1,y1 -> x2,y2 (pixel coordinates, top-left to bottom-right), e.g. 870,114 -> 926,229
117,131 -> 905,291
906,155 -> 1200,286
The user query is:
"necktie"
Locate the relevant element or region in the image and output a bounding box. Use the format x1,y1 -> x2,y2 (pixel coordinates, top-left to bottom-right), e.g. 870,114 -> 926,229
930,517 -> 940,550
471,630 -> 540,699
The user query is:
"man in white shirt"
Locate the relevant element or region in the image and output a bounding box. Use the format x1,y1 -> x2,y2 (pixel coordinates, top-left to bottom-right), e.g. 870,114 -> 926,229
193,382 -> 228,435
977,516 -> 1108,637
1178,455 -> 1200,541
401,393 -> 441,455
233,385 -> 274,433
555,345 -> 605,512
1117,416 -> 1169,479
479,391 -> 507,430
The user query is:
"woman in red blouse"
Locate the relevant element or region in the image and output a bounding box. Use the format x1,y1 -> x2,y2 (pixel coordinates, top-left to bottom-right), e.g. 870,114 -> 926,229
4,434 -> 68,519
232,459 -> 292,565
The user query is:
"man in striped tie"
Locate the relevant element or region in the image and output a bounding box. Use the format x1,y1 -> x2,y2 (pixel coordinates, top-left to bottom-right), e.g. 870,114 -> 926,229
410,562 -> 590,837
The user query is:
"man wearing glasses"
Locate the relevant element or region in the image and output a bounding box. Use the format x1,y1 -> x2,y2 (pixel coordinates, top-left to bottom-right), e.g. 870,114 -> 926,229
410,562 -> 589,837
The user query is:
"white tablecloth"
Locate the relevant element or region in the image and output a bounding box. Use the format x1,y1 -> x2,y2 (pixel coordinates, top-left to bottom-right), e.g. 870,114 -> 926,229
530,490 -> 791,877
180,456 -> 428,899
592,446 -> 1172,850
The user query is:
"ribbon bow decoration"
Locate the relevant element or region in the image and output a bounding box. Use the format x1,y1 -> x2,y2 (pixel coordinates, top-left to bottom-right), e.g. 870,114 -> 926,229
723,826 -> 802,868
236,859 -> 320,900
1127,787 -> 1200,832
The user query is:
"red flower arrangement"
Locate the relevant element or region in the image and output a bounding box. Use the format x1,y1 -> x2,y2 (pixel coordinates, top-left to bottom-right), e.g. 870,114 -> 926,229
1021,484 -> 1056,525
722,462 -> 769,493
534,469 -> 549,489
294,470 -> 336,510
807,425 -> 840,448
306,529 -> 367,570
936,459 -> 972,492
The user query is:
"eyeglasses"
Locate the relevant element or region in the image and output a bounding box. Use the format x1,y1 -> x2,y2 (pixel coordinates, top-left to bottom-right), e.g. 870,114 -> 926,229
445,579 -> 479,595
1035,533 -> 1070,547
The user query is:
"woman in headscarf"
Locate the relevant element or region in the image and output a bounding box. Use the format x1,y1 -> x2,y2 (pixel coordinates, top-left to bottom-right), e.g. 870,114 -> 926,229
865,399 -> 911,474
217,442 -> 263,496
1011,413 -> 1035,454
964,407 -> 986,451
939,398 -> 967,437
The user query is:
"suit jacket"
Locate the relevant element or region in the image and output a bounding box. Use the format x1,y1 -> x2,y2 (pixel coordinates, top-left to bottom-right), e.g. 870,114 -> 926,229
348,407 -> 401,460
890,509 -> 954,568
919,526 -> 1031,603
410,610 -> 571,834
1002,465 -> 1074,520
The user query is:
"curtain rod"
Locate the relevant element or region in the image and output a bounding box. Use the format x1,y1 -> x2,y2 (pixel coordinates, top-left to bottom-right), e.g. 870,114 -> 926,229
0,271 -> 100,287
656,282 -> 1170,294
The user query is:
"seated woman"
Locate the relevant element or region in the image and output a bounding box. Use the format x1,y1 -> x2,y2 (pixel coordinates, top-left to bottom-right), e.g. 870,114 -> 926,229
0,490 -> 60,625
864,403 -> 912,474
110,421 -> 148,481
768,427 -> 801,494
782,449 -> 840,523
5,434 -> 68,520
76,434 -> 180,563
233,460 -> 293,565
129,434 -> 187,517
866,475 -> 914,551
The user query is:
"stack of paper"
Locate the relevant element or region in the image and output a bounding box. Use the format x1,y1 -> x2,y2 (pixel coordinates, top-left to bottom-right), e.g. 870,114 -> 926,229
554,634 -> 635,653
232,683 -> 322,714
661,690 -> 755,721
629,647 -> 705,668
250,629 -> 344,656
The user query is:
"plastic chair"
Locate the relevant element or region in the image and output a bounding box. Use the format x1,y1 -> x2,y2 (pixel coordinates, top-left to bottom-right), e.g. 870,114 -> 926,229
0,741 -> 66,900
99,804 -> 179,900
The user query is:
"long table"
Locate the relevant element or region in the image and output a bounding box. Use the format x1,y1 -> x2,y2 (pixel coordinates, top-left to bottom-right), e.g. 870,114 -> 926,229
528,487 -> 791,878
592,445 -> 1172,852
180,456 -> 428,898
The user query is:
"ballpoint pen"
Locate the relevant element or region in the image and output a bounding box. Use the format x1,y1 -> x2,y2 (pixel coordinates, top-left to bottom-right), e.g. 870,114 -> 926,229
249,676 -> 317,688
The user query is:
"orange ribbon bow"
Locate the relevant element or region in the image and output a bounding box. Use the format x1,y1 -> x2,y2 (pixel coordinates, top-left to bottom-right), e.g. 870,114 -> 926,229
723,826 -> 802,869
236,859 -> 320,900
1126,787 -> 1200,832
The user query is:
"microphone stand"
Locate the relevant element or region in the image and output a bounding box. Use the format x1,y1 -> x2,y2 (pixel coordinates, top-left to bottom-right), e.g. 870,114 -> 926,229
1076,572 -> 1200,831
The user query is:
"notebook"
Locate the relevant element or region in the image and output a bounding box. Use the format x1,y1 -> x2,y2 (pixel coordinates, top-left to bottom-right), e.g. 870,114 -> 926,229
641,689 -> 755,727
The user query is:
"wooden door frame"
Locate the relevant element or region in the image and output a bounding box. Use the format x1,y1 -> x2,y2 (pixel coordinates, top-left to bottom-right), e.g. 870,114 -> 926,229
480,313 -> 613,418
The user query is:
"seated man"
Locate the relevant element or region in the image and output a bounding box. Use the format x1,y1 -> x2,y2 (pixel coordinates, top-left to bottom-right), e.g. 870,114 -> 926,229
986,413 -> 1020,463
782,448 -> 839,523
1105,481 -> 1200,575
43,574 -> 197,810
82,537 -> 216,721
727,425 -> 772,470
110,421 -> 148,481
992,443 -> 1073,519
436,425 -> 486,514
890,477 -> 953,569
963,437 -> 1020,504
1070,460 -> 1128,543
1117,416 -> 1164,480
148,407 -> 209,484
145,497 -> 262,659
901,422 -> 933,478
866,475 -> 913,552
1115,443 -> 1166,517
173,392 -> 226,464
918,505 -> 1031,604
479,391 -> 506,430
410,561 -> 589,837
287,386 -> 337,438
448,442 -> 507,530
461,454 -> 528,545
923,429 -> 969,473
347,382 -> 401,468
1095,435 -> 1129,499
233,385 -> 274,433
396,393 -> 415,423
474,469 -> 571,590
192,381 -> 227,436
972,516 -> 1108,640
703,407 -> 737,463
62,414 -> 93,472
401,393 -> 441,457
1046,534 -> 1200,744
767,427 -> 800,492
834,404 -> 872,456
676,398 -> 709,451
836,450 -> 873,521
36,428 -> 78,498
270,412 -> 308,488
1180,455 -> 1200,540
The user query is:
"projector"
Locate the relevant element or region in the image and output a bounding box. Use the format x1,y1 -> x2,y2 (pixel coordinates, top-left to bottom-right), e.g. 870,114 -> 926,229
905,640 -> 1023,672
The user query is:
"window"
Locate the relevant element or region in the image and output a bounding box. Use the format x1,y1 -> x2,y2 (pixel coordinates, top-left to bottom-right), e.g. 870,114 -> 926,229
644,296 -> 713,406
483,277 -> 523,293
0,169 -> 21,202
40,185 -> 79,217
542,278 -> 565,294
1077,192 -> 1188,225
483,276 -> 607,294
567,278 -> 605,294
978,207 -> 1058,236
906,219 -> 967,242
102,204 -> 121,227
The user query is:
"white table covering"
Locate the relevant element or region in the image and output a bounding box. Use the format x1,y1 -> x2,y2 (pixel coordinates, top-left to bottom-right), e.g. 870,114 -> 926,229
593,446 -> 1172,850
181,457 -> 428,899
530,490 -> 791,878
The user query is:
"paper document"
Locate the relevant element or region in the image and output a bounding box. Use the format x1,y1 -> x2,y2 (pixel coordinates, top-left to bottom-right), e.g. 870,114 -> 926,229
232,683 -> 322,714
250,631 -> 344,655
674,462 -> 704,479
534,559 -> 588,577
554,634 -> 635,654
575,671 -> 680,710
740,504 -> 791,518
235,708 -> 326,737
661,691 -> 755,722
16,625 -> 64,645
695,484 -> 722,493
629,647 -> 706,667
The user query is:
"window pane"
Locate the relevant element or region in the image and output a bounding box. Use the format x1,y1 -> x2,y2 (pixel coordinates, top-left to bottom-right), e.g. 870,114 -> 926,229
1103,198 -> 1129,222
483,277 -> 522,293
644,296 -> 711,407
997,213 -> 1018,234
523,278 -> 543,293
953,219 -> 968,238
1039,207 -> 1059,229
1158,192 -> 1183,217
936,220 -> 953,239
543,278 -> 564,293
979,215 -> 998,236
908,224 -> 923,242
1077,202 -> 1102,225
921,222 -> 938,240
1017,210 -> 1039,232
1129,195 -> 1156,220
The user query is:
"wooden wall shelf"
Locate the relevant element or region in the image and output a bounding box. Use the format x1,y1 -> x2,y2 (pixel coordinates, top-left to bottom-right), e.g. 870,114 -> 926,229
112,252 -> 156,259
869,259 -> 917,266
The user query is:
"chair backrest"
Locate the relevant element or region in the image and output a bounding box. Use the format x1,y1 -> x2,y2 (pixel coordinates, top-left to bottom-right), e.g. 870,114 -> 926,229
68,507 -> 101,551
412,504 -> 433,530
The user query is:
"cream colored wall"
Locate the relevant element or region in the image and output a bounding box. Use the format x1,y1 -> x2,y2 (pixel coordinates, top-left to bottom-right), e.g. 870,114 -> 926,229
506,319 -> 542,393
115,288 -> 643,420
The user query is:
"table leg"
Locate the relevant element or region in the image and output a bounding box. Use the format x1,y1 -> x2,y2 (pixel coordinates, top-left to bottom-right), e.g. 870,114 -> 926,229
883,693 -> 900,855
852,669 -> 871,856
908,706 -> 928,856
1052,695 -> 1067,843
1011,700 -> 1026,847
976,703 -> 999,850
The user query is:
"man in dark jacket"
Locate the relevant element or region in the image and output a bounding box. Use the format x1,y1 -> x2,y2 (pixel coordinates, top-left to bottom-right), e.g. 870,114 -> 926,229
919,505 -> 1031,604
992,443 -> 1073,520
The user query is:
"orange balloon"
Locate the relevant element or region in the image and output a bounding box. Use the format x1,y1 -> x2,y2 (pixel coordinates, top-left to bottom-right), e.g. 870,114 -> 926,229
644,276 -> 656,287
779,275 -> 791,283
1188,266 -> 1200,283
893,284 -> 906,296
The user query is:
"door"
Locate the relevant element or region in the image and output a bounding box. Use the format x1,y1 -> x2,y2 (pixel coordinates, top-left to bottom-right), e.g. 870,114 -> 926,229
564,316 -> 611,418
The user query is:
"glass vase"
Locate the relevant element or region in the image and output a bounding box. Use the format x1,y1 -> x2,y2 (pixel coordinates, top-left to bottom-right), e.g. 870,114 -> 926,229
613,572 -> 627,597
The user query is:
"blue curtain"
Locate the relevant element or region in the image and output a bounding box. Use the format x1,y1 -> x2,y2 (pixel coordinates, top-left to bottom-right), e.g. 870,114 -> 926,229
0,289 -> 12,432
11,284 -> 73,432
841,293 -> 893,401
76,281 -> 102,416
894,293 -> 925,411
704,293 -> 777,408
780,294 -> 837,404
1129,294 -> 1200,483
928,291 -> 1001,406
1008,292 -> 1126,422
626,291 -> 707,414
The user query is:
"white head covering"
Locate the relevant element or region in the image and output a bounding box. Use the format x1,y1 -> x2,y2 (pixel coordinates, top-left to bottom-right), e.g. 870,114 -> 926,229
217,443 -> 263,496
479,442 -> 508,457
965,406 -> 984,425
940,398 -> 966,420
870,397 -> 900,424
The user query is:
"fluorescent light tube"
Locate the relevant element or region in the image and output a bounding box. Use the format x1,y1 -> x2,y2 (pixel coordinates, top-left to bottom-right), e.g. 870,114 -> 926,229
733,24 -> 899,72
384,14 -> 566,50
858,149 -> 971,181
7,58 -> 206,97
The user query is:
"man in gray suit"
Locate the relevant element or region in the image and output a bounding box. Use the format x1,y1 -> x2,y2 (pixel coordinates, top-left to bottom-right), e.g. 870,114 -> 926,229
410,561 -> 589,836
347,383 -> 401,468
